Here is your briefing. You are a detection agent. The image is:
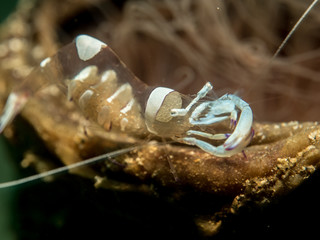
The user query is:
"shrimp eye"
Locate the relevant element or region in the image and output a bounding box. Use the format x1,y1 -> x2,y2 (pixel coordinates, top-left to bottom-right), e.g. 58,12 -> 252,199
145,87 -> 182,123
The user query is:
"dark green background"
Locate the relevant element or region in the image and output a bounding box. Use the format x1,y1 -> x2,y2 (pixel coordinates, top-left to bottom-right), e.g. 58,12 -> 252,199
0,1 -> 20,240
0,0 -> 19,22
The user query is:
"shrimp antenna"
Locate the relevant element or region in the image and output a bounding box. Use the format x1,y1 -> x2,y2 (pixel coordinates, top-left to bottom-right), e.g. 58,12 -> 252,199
0,145 -> 144,189
272,0 -> 318,59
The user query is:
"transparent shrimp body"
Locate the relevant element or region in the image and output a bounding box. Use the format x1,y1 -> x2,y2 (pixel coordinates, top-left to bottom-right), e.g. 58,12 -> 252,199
0,35 -> 149,136
0,35 -> 253,157
145,83 -> 254,157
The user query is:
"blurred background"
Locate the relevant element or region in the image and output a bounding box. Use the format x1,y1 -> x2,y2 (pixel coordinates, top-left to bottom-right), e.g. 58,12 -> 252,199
0,1 -> 24,240
0,1 -> 18,22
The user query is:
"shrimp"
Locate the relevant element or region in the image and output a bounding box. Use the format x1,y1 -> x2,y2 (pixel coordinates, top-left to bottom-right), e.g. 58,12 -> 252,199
0,34 -> 254,158
0,0 -> 317,190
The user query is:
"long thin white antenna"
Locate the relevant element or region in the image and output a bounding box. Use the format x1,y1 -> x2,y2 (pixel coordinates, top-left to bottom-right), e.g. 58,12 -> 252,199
0,145 -> 143,189
272,0 -> 319,59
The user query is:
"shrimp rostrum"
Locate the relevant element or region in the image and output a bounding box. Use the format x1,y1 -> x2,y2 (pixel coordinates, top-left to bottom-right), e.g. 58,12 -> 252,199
0,35 -> 254,157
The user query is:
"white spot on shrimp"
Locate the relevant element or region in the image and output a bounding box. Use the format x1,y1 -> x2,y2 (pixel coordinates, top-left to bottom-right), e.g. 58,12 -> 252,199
120,118 -> 129,131
107,83 -> 131,103
75,35 -> 107,61
145,87 -> 182,123
79,89 -> 94,110
97,106 -> 111,126
67,80 -> 77,101
101,70 -> 117,83
40,57 -> 51,68
73,65 -> 97,82
120,99 -> 135,115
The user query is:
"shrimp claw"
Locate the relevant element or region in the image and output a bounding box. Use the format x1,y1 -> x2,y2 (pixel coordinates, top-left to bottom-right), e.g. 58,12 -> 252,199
170,82 -> 254,157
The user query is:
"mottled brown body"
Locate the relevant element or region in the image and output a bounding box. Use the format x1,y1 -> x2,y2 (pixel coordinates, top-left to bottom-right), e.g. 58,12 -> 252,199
67,65 -> 146,134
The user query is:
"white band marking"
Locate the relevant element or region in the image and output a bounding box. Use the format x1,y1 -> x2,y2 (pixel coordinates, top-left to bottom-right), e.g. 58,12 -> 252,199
75,35 -> 107,61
